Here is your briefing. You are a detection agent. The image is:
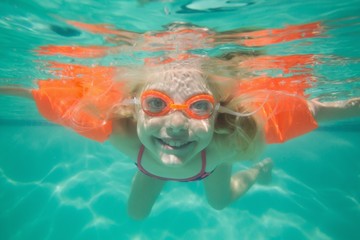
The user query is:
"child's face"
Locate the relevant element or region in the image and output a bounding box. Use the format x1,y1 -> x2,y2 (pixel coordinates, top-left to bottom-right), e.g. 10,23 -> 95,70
136,71 -> 216,166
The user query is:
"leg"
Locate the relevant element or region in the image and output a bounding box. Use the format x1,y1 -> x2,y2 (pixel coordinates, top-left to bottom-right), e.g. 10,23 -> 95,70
127,171 -> 166,220
203,158 -> 273,210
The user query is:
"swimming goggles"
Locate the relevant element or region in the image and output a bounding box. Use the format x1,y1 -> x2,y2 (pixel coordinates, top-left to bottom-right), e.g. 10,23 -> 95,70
140,90 -> 217,120
120,90 -> 265,119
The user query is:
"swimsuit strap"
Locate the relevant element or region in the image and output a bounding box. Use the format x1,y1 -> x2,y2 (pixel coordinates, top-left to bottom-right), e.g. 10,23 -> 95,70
137,145 -> 207,182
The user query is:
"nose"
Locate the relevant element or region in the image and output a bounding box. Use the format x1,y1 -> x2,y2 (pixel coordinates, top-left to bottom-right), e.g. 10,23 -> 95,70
165,111 -> 189,136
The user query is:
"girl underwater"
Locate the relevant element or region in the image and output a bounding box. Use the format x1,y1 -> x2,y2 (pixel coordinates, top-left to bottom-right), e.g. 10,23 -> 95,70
1,21 -> 360,220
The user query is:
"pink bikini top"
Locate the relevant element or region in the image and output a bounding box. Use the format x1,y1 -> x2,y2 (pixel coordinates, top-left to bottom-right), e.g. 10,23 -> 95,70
136,145 -> 213,182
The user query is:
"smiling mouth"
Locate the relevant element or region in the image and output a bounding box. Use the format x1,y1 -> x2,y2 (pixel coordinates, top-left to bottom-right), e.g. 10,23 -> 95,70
155,138 -> 194,150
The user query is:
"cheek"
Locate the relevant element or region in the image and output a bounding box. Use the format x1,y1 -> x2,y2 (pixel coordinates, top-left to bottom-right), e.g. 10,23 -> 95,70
190,119 -> 214,139
137,112 -> 164,134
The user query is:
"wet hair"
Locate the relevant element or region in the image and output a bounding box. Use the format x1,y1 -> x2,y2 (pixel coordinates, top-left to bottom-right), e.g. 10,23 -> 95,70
207,75 -> 265,160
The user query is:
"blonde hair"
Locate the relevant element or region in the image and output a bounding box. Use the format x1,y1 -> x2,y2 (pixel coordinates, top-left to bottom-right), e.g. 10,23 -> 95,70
207,75 -> 265,161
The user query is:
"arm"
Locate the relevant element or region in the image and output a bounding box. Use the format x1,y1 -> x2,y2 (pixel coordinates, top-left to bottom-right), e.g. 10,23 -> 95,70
203,158 -> 273,210
0,86 -> 34,100
309,98 -> 360,123
127,171 -> 166,220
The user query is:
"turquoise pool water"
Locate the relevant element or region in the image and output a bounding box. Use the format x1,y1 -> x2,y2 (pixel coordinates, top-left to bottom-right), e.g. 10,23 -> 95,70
1,0 -> 360,239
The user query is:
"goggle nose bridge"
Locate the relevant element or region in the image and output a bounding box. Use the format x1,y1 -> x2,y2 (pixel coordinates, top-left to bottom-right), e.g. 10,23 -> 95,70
169,103 -> 188,110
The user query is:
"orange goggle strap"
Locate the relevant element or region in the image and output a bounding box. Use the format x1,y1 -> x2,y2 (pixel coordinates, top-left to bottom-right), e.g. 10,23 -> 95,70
140,90 -> 215,119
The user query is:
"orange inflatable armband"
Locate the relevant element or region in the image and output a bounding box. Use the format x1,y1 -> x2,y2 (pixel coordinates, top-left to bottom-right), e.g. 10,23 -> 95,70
36,45 -> 114,58
238,22 -> 323,47
31,63 -> 125,142
237,75 -> 318,143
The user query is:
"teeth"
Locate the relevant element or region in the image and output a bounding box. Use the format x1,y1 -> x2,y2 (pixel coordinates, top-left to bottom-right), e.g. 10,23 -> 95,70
162,139 -> 187,147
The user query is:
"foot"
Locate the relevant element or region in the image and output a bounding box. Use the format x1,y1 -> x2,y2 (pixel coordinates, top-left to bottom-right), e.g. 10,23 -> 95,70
255,158 -> 273,184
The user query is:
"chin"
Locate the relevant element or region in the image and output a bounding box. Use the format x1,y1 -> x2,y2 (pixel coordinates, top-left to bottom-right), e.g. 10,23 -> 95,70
159,154 -> 187,166
151,137 -> 197,164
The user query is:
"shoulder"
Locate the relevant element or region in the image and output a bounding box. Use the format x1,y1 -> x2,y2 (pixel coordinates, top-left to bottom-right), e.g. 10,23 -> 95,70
110,118 -> 141,161
205,138 -> 249,168
206,131 -> 265,166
